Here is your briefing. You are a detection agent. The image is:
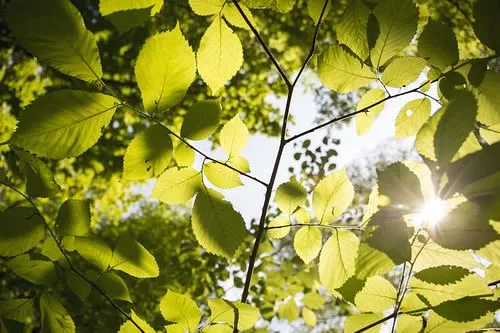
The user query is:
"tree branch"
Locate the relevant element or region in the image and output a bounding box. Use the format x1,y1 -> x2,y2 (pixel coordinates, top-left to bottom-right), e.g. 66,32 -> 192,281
265,223 -> 362,231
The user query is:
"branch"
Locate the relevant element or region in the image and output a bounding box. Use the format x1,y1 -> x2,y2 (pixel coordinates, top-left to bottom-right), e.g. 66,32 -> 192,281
354,312 -> 400,333
0,180 -> 146,333
265,223 -> 362,231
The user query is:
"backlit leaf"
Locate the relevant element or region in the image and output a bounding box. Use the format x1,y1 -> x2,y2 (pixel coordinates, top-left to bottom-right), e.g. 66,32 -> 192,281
354,276 -> 396,312
0,299 -> 35,324
395,98 -> 431,138
302,307 -> 317,327
204,162 -> 243,189
336,0 -> 370,59
377,162 -> 424,208
8,254 -> 57,285
0,207 -> 45,257
174,142 -> 196,167
160,290 -> 201,332
307,0 -> 331,25
71,236 -> 113,272
66,270 -> 91,301
278,299 -> 299,322
96,272 -> 132,302
110,234 -> 159,278
275,179 -> 307,216
344,314 -> 383,333
220,115 -> 249,157
208,299 -> 259,330
151,167 -> 201,204
223,3 -> 256,30
418,21 -> 459,70
56,199 -> 91,237
267,216 -> 290,239
15,149 -> 60,198
40,292 -> 75,333
118,311 -> 155,333
189,0 -> 224,15
293,227 -> 322,264
355,88 -> 386,135
381,57 -> 427,88
181,100 -> 221,141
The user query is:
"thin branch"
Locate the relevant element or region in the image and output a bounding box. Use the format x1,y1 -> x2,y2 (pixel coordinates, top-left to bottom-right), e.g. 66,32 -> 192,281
354,312 -> 400,333
0,180 -> 146,333
488,279 -> 500,287
473,126 -> 489,148
265,223 -> 362,231
231,0 -> 291,88
416,90 -> 442,105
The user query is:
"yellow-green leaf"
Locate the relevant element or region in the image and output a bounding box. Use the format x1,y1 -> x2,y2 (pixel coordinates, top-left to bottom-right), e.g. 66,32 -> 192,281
395,98 -> 431,138
151,167 -> 201,204
204,162 -> 243,189
110,234 -> 159,278
355,88 -> 386,135
381,57 -> 427,88
181,100 -> 222,141
418,21 -> 459,70
0,207 -> 45,257
293,227 -> 322,264
336,0 -> 370,59
220,115 -> 249,157
267,216 -> 291,239
275,179 -> 307,216
160,290 -> 201,332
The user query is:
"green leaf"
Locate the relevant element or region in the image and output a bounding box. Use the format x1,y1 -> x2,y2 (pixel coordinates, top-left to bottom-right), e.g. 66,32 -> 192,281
166,324 -> 185,333
0,299 -> 35,324
220,115 -> 249,157
319,230 -> 359,291
208,299 -> 259,330
118,311 -> 155,333
336,277 -> 366,303
8,254 -> 57,285
302,307 -> 317,327
307,0 -> 331,25
336,0 -> 370,60
418,21 -> 459,70
412,241 -> 479,272
96,272 -> 132,302
377,162 -> 424,208
477,70 -> 500,127
174,142 -> 196,167
14,149 -> 60,198
123,125 -> 173,180
0,207 -> 45,257
110,234 -> 159,278
135,24 -> 195,113
227,155 -> 250,173
434,91 -> 478,167
473,0 -> 500,52
312,168 -> 354,224
100,0 -> 163,16
413,266 -> 471,285
56,199 -> 91,237
381,57 -> 427,88
428,201 -> 499,250
151,167 -> 201,204
204,162 -> 243,189
318,45 -> 375,93
277,299 -> 299,322
266,216 -> 290,239
71,236 -> 113,272
10,91 -> 119,159
100,1 -> 163,32
355,88 -> 386,135
7,0 -> 102,83
275,179 -> 307,216
197,16 -> 243,94
396,314 -> 423,333
355,242 -> 395,279
370,0 -> 418,67
160,290 -> 201,332
354,276 -> 396,312
41,238 -> 65,263
344,314 -> 384,333
192,188 -> 246,258
40,292 -> 75,333
416,106 -> 444,161
188,0 -> 224,15
222,3 -> 256,30
294,207 -> 311,224
181,100 -> 222,140
301,292 -> 325,310
395,98 -> 431,138
66,270 -> 91,301
426,311 -> 494,332
293,227 -> 322,264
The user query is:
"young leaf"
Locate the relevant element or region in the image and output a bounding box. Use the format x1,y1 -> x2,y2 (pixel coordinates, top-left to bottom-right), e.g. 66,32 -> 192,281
307,0 -> 331,25
66,270 -> 91,301
477,71 -> 500,127
355,88 -> 386,135
191,188 -> 246,258
197,16 -> 243,94
10,91 -> 119,159
395,98 -> 431,138
336,0 -> 370,60
418,21 -> 459,70
277,299 -> 299,322
8,254 -> 57,285
267,216 -> 291,239
135,24 -> 196,113
181,100 -> 222,140
344,313 -> 384,333
14,149 -> 60,198
416,107 -> 444,161
96,272 -> 132,303
174,142 -> 196,167
411,241 -> 479,272
189,0 -> 224,15
302,292 -> 325,310
0,299 -> 35,324
40,292 -> 75,333
166,324 -> 186,333
318,45 -> 376,93
275,179 -> 307,216
118,310 -> 155,333
208,299 -> 259,330
473,0 -> 500,53
319,230 -> 359,291
71,236 -> 113,272
396,314 -> 423,333
312,169 -> 354,224
160,290 -> 201,332
302,307 -> 317,327
381,56 -> 427,88
227,155 -> 250,173
222,3 -> 256,30
56,199 -> 91,237
377,162 -> 424,208
293,227 -> 322,264
110,234 -> 159,278
220,115 -> 249,157
151,167 -> 202,204
354,276 -> 397,312
204,162 -> 243,189
123,125 -> 174,181
0,207 -> 45,257
7,0 -> 102,83
355,243 -> 395,279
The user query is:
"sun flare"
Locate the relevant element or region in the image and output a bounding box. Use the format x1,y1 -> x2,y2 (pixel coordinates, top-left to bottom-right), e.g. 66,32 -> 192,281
414,198 -> 448,227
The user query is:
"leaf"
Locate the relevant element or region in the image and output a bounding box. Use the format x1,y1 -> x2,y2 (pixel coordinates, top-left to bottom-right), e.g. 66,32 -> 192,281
416,107 -> 444,161
426,311 -> 494,332
7,0 -> 102,83
96,272 -> 131,302
354,276 -> 397,312
40,292 -> 75,333
377,162 -> 424,208
396,314 -> 423,333
336,0 -> 370,60
428,201 -> 499,250
473,0 -> 500,53
336,277 -> 366,303
189,0 -> 224,15
0,299 -> 35,324
227,155 -> 250,173
204,162 -> 243,189
10,91 -> 119,159
110,234 -> 159,278
197,16 -> 243,94
412,241 -> 479,272
302,307 -> 317,327
277,299 -> 299,322
191,188 -> 247,258
123,125 -> 173,181
301,292 -> 325,310
71,236 -> 113,272
307,0 -> 331,25
293,227 -> 322,264
395,98 -> 431,138
66,270 -> 91,301
99,0 -> 163,32
208,299 -> 259,330
151,167 -> 202,204
370,0 -> 418,68
55,199 -> 91,237
220,115 -> 249,157
318,45 -> 375,93
41,237 -> 65,263
166,324 -> 185,333
135,24 -> 195,113
294,207 -> 311,224
418,21 -> 459,70
413,266 -> 471,285
8,254 -> 57,285
14,149 -> 60,198
0,207 -> 45,257
319,230 -> 359,291
181,100 -> 222,140
381,57 -> 427,88
477,70 -> 500,127
355,242 -> 395,279
222,3 -> 256,30
434,91 -> 477,167
118,311 -> 155,333
266,216 -> 290,239
160,290 -> 201,332
275,179 -> 307,216
174,142 -> 196,167
344,313 -> 384,333
355,88 -> 386,135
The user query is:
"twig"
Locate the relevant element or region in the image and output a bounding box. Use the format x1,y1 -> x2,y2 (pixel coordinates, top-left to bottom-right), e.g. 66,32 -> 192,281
265,223 -> 362,231
354,312 -> 400,333
416,90 -> 442,105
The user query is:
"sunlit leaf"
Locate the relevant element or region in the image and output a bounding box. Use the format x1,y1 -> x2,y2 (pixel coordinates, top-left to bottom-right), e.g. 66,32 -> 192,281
188,0 -> 224,15
396,314 -> 423,333
40,292 -> 75,333
220,115 -> 249,157
293,226 -> 322,264
208,299 -> 259,330
355,88 -> 386,135
181,100 -> 221,141
302,307 -> 317,327
118,310 -> 155,333
0,299 -> 35,324
204,162 -> 243,189
307,0 -> 331,25
377,162 -> 424,208
14,149 -> 60,198
344,313 -> 384,333
8,254 -> 56,285
66,270 -> 91,301
151,167 -> 202,204
395,98 -> 431,138
275,179 -> 307,216
223,3 -> 256,30
267,216 -> 290,239
426,311 -> 494,332
277,299 -> 299,322
110,234 -> 159,278
71,236 -> 113,272
355,242 -> 395,279
312,169 -> 354,223
418,21 -> 459,70
96,272 -> 132,302
477,70 -> 500,127
56,199 -> 91,237
0,207 -> 45,257
174,142 -> 196,167
160,290 -> 201,332
336,0 -> 370,59
354,276 -> 396,312
381,57 -> 427,88
301,292 -> 325,310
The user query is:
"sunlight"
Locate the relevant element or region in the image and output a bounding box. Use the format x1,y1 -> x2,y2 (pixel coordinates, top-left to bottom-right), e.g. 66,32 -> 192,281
413,198 -> 448,228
